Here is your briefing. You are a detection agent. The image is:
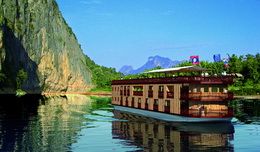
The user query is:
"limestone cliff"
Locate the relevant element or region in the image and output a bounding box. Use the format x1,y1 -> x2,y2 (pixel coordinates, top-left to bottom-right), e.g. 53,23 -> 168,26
0,0 -> 92,93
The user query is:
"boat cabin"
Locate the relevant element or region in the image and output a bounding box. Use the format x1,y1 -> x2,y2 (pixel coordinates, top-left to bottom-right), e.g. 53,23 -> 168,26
112,66 -> 234,118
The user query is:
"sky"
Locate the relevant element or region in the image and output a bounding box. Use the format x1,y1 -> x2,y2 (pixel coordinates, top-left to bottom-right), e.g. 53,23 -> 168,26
56,0 -> 260,70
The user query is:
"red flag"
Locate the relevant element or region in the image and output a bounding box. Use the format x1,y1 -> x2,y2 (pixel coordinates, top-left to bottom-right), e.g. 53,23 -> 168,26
190,56 -> 199,65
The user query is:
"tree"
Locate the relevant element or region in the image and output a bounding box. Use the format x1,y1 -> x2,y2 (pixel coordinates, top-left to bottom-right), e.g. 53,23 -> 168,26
16,69 -> 28,89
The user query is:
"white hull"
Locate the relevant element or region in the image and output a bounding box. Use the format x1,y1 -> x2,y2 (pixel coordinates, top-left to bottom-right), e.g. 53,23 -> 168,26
114,105 -> 232,122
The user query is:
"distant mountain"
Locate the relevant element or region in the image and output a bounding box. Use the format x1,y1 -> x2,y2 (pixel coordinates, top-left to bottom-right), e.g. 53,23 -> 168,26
119,65 -> 134,75
120,55 -> 183,75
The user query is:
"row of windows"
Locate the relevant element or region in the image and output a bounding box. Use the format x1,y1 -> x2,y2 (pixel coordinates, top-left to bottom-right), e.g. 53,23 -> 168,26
190,86 -> 227,93
113,97 -> 171,107
112,85 -> 174,92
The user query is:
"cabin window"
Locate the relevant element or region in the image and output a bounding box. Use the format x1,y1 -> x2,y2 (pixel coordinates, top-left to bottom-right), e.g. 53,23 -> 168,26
148,86 -> 153,98
124,86 -> 127,95
158,86 -> 164,98
166,86 -> 174,98
133,86 -> 143,91
219,87 -> 224,92
165,100 -> 170,107
133,86 -> 143,96
138,98 -> 141,103
149,86 -> 153,91
146,98 -> 149,104
204,87 -> 209,92
154,99 -> 158,105
120,86 -> 123,95
212,86 -> 218,92
126,86 -> 130,96
159,86 -> 164,92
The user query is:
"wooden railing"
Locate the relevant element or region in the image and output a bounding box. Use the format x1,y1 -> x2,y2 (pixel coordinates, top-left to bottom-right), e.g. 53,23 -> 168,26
181,108 -> 233,118
133,91 -> 143,96
181,92 -> 234,101
148,91 -> 153,98
112,76 -> 234,85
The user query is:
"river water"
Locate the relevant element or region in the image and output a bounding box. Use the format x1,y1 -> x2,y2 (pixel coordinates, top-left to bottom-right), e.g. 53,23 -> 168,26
0,95 -> 259,152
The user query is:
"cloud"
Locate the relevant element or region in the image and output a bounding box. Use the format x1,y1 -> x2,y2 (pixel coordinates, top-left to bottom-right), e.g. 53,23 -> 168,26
80,0 -> 102,5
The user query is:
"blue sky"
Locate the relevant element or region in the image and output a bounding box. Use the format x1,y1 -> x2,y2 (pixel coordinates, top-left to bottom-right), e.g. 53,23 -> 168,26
56,0 -> 260,70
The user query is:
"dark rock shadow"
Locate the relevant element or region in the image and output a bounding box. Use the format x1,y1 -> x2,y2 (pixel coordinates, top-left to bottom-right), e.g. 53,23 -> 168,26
1,20 -> 42,93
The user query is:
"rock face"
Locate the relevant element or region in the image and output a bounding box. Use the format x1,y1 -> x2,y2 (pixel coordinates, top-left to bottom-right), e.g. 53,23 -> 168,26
0,0 -> 92,93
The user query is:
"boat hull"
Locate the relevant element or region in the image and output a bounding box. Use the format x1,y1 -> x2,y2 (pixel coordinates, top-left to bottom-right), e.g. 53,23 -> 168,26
113,105 -> 232,122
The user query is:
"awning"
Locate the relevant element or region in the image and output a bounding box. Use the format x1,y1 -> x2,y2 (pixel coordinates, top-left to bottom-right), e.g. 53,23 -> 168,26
143,65 -> 208,74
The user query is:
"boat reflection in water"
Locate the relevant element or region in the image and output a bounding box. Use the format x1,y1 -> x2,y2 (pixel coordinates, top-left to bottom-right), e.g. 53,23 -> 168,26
112,110 -> 234,152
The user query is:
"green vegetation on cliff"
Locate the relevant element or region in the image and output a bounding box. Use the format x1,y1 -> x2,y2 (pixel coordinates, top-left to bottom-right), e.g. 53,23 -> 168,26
85,56 -> 122,90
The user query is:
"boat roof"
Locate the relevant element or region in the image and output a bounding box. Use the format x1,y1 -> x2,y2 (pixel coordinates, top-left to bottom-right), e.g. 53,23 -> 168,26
143,65 -> 208,74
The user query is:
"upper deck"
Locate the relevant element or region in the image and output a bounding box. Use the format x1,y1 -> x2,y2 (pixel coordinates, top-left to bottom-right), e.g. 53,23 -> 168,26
112,76 -> 234,85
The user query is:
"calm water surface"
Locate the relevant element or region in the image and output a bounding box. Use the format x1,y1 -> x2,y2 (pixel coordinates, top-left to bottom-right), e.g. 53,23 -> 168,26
0,95 -> 259,152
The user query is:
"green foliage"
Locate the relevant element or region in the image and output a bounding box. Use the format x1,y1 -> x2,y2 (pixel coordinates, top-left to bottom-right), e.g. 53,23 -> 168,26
227,53 -> 260,95
16,69 -> 28,89
16,89 -> 26,97
0,72 -> 5,83
90,96 -> 112,109
85,55 -> 123,89
90,87 -> 112,92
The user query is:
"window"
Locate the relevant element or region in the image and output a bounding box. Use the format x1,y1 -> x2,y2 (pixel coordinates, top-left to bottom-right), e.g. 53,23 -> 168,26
165,100 -> 170,107
146,98 -> 149,104
154,99 -> 158,105
133,86 -> 143,91
212,86 -> 218,92
204,87 -> 209,92
149,86 -> 153,91
133,86 -> 144,96
193,87 -> 197,93
166,86 -> 174,98
138,98 -> 141,103
159,86 -> 164,92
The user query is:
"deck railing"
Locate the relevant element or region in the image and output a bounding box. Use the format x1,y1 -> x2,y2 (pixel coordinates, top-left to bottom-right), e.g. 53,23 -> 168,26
181,92 -> 234,101
133,91 -> 143,96
112,76 -> 234,85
